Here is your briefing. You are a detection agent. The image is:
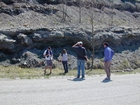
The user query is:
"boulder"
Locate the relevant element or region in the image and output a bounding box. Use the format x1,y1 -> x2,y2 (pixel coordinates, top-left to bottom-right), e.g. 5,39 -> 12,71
17,33 -> 33,46
0,33 -> 16,50
19,51 -> 43,68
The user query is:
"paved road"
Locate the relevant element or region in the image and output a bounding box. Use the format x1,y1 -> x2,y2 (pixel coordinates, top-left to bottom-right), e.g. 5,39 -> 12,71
0,74 -> 140,105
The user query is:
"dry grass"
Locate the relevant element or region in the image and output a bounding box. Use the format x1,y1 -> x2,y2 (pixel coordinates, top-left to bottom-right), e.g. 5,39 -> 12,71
0,65 -> 140,79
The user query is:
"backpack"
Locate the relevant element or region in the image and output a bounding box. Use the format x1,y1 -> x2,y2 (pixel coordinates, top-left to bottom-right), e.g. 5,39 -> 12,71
46,49 -> 52,56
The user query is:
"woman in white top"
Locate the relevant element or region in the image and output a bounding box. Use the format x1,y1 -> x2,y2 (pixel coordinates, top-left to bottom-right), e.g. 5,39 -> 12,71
61,49 -> 68,73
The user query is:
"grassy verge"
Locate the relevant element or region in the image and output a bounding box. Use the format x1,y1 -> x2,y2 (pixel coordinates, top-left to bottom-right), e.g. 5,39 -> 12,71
0,65 -> 140,79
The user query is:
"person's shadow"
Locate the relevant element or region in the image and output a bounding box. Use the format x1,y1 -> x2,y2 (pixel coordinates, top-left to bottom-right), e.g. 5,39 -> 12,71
102,79 -> 112,83
68,78 -> 85,82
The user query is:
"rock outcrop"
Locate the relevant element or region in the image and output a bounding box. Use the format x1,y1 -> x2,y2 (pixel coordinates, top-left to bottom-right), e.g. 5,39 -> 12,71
0,0 -> 140,71
0,26 -> 140,71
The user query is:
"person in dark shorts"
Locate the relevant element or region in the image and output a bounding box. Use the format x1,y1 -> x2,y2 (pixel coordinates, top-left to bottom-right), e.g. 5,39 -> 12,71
43,46 -> 53,75
72,41 -> 88,78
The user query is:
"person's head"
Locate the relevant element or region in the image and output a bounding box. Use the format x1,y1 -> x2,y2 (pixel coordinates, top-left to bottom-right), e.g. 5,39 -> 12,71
62,49 -> 67,54
78,41 -> 83,46
47,46 -> 51,50
103,42 -> 109,48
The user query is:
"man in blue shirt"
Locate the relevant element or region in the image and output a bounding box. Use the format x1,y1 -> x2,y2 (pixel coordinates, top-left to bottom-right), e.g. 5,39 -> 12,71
103,42 -> 114,80
72,41 -> 88,78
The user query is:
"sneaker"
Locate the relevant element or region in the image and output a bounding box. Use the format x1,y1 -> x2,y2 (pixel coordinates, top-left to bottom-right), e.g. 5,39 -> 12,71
105,77 -> 110,80
65,71 -> 68,73
82,76 -> 85,78
77,76 -> 80,78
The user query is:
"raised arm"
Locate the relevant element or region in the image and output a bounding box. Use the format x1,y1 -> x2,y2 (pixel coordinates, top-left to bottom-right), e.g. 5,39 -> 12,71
72,42 -> 79,47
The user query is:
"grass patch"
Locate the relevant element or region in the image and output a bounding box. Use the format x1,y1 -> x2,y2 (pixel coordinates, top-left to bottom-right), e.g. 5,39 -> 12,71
0,66 -> 43,79
0,65 -> 140,79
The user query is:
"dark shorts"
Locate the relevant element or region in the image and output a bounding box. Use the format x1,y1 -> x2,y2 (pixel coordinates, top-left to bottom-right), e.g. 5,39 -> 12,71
46,60 -> 52,66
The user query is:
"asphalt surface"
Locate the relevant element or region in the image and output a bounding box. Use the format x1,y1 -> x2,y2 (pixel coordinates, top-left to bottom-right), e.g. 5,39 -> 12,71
0,74 -> 140,105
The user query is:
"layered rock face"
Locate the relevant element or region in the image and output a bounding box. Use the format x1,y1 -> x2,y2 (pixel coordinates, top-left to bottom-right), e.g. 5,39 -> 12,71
0,0 -> 140,71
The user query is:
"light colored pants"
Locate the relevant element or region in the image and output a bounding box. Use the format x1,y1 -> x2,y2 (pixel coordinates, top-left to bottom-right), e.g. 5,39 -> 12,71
77,60 -> 85,77
104,61 -> 111,78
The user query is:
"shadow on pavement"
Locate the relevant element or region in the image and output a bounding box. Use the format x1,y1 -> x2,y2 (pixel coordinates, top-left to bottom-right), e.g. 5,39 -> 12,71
68,78 -> 85,82
59,73 -> 66,75
102,79 -> 112,83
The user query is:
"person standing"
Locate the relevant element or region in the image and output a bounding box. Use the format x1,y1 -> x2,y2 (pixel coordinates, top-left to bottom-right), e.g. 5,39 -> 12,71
103,42 -> 114,80
72,41 -> 88,78
43,46 -> 53,75
61,49 -> 68,74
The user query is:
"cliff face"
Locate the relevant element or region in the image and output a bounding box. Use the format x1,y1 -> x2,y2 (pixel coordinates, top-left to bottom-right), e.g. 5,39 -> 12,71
0,0 -> 140,70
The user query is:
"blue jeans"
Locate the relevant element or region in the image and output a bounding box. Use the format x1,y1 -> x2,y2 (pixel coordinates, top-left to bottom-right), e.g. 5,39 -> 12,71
77,60 -> 85,77
62,61 -> 68,73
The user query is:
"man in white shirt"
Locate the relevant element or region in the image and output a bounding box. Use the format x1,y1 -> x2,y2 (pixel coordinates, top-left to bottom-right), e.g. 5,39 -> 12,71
43,46 -> 53,75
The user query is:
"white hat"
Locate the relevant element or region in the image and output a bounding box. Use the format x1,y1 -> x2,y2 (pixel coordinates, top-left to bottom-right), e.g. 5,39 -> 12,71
77,41 -> 83,45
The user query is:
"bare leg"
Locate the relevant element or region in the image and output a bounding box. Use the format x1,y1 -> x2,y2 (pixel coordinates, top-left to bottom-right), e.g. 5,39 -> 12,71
50,66 -> 52,74
44,66 -> 48,75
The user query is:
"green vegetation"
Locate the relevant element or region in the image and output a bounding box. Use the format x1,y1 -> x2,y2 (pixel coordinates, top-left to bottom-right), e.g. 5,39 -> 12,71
136,0 -> 140,2
121,0 -> 138,2
0,65 -> 140,79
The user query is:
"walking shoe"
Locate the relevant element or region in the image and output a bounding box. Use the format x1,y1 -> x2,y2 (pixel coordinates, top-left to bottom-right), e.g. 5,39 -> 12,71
105,77 -> 110,80
77,76 -> 80,78
65,71 -> 68,74
82,76 -> 85,79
